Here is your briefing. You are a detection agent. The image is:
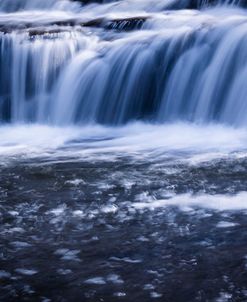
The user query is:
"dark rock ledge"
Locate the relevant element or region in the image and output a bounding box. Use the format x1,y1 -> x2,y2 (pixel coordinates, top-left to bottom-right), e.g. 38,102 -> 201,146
0,16 -> 149,35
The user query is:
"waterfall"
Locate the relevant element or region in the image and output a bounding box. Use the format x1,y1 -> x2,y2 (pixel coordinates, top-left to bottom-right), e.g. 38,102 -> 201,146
0,0 -> 247,126
0,0 -> 245,12
51,19 -> 247,126
0,0 -> 82,12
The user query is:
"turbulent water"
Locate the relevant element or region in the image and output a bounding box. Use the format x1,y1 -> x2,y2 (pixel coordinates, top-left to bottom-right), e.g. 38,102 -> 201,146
1,0 -> 247,301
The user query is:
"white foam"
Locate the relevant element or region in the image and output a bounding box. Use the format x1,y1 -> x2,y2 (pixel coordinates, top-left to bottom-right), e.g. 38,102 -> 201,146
113,292 -> 126,297
65,179 -> 85,186
101,205 -> 118,214
216,221 -> 238,228
47,205 -> 67,216
132,192 -> 247,211
0,123 -> 246,163
15,268 -> 38,275
54,248 -> 81,261
84,277 -> 106,285
107,274 -> 124,284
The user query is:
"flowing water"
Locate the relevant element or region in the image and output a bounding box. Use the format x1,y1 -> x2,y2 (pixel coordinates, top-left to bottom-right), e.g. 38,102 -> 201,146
1,0 -> 247,301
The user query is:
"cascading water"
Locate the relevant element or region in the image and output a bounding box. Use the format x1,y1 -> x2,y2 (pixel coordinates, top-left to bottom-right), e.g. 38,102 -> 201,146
1,2 -> 247,301
0,0 -> 81,12
0,0 -> 247,126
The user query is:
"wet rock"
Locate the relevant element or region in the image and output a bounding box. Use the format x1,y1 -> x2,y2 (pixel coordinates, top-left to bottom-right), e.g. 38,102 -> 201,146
104,17 -> 148,31
0,16 -> 148,35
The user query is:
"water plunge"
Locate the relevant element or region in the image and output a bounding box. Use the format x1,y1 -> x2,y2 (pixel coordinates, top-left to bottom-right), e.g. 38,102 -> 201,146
0,0 -> 247,126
